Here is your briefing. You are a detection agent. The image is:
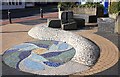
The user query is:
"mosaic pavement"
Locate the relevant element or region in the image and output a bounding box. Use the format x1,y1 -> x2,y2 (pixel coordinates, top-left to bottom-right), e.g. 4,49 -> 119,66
2,40 -> 73,69
2,40 -> 91,75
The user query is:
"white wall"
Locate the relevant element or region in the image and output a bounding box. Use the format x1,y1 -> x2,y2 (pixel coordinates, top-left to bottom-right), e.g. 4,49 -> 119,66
1,4 -> 25,10
0,0 -> 25,10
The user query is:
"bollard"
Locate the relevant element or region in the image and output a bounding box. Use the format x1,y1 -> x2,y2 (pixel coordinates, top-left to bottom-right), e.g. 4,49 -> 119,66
8,10 -> 12,24
40,8 -> 43,18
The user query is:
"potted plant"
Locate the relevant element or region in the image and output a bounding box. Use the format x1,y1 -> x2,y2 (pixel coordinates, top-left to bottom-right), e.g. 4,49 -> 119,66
57,2 -> 77,11
72,2 -> 104,17
109,2 -> 120,34
109,2 -> 120,19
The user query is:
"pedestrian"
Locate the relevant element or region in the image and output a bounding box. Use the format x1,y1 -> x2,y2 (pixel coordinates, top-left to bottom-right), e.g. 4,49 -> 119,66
8,10 -> 12,24
40,8 -> 43,18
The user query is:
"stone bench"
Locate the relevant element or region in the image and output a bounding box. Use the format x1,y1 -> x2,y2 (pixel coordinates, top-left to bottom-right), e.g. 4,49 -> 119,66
47,19 -> 61,28
73,18 -> 85,29
74,14 -> 97,23
59,11 -> 77,30
61,21 -> 77,30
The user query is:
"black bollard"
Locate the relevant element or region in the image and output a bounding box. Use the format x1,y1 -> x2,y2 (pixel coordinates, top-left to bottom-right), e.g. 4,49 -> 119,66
40,8 -> 43,18
8,10 -> 12,24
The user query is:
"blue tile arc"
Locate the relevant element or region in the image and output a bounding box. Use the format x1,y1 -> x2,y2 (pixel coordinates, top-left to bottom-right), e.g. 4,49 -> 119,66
22,59 -> 45,70
19,50 -> 31,60
35,44 -> 49,48
13,43 -> 40,51
46,48 -> 76,63
41,51 -> 63,58
16,50 -> 32,70
3,48 -> 19,55
43,61 -> 63,67
29,52 -> 48,62
2,51 -> 21,69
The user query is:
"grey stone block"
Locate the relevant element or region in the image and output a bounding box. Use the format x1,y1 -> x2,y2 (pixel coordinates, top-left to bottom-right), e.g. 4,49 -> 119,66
73,18 -> 85,28
59,11 -> 73,21
61,22 -> 77,30
59,11 -> 78,30
47,19 -> 61,28
98,18 -> 115,33
74,14 -> 97,23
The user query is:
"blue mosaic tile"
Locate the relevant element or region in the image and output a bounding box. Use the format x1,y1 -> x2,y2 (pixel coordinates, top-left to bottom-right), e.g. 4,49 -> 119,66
49,44 -> 58,51
13,43 -> 39,51
58,43 -> 69,50
53,41 -> 59,45
29,40 -> 53,47
19,50 -> 31,60
3,51 -> 21,69
22,59 -> 45,70
36,44 -> 49,48
13,43 -> 32,49
16,60 -> 22,70
47,48 -> 76,63
3,48 -> 19,55
43,61 -> 63,67
30,53 -> 48,62
41,52 -> 63,58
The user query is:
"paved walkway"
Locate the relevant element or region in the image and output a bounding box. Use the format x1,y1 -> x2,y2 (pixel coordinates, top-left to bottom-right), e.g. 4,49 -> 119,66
71,30 -> 119,75
1,23 -> 119,76
1,12 -> 58,25
0,24 -> 37,54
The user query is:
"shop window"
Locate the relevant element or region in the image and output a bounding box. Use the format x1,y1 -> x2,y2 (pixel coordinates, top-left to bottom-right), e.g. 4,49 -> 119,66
12,2 -> 15,5
16,2 -> 18,5
19,2 -> 22,5
9,2 -> 12,5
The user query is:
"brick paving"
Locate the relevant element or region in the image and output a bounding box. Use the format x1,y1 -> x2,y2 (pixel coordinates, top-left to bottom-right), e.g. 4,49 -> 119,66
71,29 -> 119,76
0,24 -> 37,55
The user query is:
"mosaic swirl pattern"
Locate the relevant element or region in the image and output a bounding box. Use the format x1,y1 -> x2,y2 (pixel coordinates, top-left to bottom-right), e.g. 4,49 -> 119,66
28,25 -> 100,66
2,40 -> 76,70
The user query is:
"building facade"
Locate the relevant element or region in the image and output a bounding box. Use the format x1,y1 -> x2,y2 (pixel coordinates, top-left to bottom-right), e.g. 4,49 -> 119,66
0,0 -> 35,10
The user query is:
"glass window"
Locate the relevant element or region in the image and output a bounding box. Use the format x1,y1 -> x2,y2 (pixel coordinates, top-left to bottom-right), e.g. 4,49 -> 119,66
16,2 -> 18,5
9,2 -> 12,5
12,2 -> 15,5
19,0 -> 22,5
19,2 -> 22,5
16,0 -> 19,5
2,2 -> 8,5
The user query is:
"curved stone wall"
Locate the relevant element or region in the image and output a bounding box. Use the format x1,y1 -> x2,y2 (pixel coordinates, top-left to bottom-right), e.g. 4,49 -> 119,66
28,25 -> 100,66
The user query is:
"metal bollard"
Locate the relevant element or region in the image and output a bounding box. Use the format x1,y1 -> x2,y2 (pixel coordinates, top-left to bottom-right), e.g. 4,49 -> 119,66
40,8 -> 43,18
8,10 -> 12,24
